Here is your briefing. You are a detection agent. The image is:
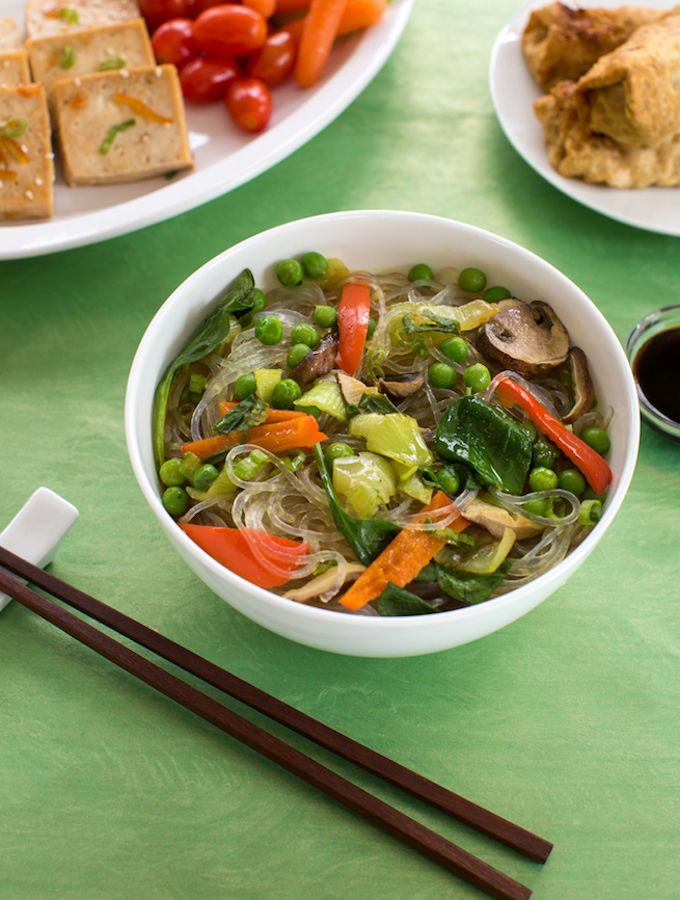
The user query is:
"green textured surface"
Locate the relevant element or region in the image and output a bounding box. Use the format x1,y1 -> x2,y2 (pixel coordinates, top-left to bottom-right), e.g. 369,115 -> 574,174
1,1 -> 678,898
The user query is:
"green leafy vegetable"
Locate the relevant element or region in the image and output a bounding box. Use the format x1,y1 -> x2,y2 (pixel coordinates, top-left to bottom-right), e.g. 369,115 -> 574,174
435,559 -> 512,606
153,269 -> 256,470
346,392 -> 399,417
212,394 -> 269,437
313,444 -> 400,566
401,309 -> 462,336
376,583 -> 436,616
434,395 -> 535,494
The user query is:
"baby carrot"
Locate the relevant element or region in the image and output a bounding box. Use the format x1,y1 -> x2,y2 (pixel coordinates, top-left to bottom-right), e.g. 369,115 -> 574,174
294,0 -> 349,88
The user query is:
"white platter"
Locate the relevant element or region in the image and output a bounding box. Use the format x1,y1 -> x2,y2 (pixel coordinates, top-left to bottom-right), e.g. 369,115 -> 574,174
0,0 -> 414,259
489,0 -> 680,236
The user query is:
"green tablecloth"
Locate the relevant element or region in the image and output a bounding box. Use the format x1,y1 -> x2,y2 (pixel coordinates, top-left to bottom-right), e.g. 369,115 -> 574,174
2,2 -> 678,898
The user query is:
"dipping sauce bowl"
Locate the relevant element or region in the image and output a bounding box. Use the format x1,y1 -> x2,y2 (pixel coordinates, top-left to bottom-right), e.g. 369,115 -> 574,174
626,304 -> 680,443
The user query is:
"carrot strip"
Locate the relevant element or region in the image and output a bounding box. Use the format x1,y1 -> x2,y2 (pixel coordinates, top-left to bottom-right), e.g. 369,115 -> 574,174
339,492 -> 470,611
243,0 -> 277,16
114,92 -> 173,124
218,401 -> 306,423
281,0 -> 386,43
182,414 -> 327,459
294,0 -> 349,88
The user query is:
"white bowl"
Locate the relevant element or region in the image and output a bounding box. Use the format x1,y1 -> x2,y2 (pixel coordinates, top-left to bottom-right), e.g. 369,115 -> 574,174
125,210 -> 639,657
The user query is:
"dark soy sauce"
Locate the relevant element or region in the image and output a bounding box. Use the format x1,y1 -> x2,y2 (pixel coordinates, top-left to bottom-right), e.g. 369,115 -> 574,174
633,327 -> 680,424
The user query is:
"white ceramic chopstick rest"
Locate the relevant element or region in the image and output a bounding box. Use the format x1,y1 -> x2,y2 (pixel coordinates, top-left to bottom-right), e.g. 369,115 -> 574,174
0,487 -> 79,613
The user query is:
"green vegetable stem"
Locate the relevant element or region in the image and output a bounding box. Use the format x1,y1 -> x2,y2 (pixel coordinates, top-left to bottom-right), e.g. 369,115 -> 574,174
153,268 -> 256,471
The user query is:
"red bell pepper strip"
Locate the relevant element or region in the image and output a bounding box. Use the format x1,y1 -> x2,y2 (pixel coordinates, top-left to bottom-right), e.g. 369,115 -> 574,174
335,281 -> 371,377
494,375 -> 612,495
179,523 -> 309,588
182,414 -> 327,459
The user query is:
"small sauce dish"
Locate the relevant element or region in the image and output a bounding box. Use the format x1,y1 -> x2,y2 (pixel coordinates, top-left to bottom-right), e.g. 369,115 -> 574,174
626,304 -> 680,443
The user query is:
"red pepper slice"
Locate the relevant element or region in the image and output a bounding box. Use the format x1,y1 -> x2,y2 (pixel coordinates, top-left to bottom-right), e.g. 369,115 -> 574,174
494,375 -> 612,495
179,523 -> 309,589
335,281 -> 371,376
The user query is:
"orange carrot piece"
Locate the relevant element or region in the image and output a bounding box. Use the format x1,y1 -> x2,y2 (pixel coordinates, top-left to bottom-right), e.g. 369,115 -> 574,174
339,492 -> 470,611
182,414 -> 327,459
114,92 -> 172,124
218,401 -> 306,423
243,0 -> 277,17
336,0 -> 387,35
294,0 -> 349,88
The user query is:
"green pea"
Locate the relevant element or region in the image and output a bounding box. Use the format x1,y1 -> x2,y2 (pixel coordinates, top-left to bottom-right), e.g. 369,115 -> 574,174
193,463 -> 219,491
250,288 -> 267,314
290,323 -> 320,348
271,378 -> 302,409
463,363 -> 491,393
276,258 -> 304,286
408,263 -> 434,282
581,426 -> 610,455
367,318 -> 377,339
162,486 -> 188,517
436,467 -> 460,496
255,315 -> 284,345
233,372 -> 257,400
483,285 -> 512,303
313,305 -> 337,329
428,362 -> 458,390
557,468 -> 586,496
439,336 -> 468,364
325,442 -> 355,467
459,267 -> 487,293
533,440 -> 557,469
529,466 -> 559,493
287,342 -> 312,369
302,251 -> 329,279
159,457 -> 186,487
523,497 -> 552,518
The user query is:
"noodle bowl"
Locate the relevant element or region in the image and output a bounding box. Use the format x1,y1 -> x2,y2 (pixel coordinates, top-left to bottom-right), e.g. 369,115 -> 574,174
125,211 -> 639,657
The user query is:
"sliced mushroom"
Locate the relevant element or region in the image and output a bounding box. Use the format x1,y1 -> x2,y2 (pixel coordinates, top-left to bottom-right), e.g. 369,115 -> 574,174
336,371 -> 378,405
290,330 -> 339,385
563,347 -> 594,424
462,497 -> 544,540
284,563 -> 365,603
377,371 -> 426,400
477,299 -> 569,374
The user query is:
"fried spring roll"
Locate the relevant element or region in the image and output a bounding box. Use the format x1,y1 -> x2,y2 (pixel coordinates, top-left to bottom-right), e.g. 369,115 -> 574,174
522,2 -> 662,90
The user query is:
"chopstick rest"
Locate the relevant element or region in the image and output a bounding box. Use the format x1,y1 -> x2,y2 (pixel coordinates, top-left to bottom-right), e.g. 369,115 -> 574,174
0,488 -> 79,613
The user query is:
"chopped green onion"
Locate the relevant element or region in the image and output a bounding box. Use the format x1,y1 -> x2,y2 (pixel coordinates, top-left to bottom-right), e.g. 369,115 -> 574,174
98,57 -> 126,71
99,118 -> 135,154
60,45 -> 76,69
2,118 -> 27,138
59,7 -> 79,23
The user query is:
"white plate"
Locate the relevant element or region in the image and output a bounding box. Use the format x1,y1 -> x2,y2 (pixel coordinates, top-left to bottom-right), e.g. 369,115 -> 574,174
0,0 -> 414,259
489,0 -> 680,236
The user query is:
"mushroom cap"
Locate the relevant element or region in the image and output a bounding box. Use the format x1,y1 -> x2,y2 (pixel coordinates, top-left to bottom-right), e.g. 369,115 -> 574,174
477,299 -> 570,374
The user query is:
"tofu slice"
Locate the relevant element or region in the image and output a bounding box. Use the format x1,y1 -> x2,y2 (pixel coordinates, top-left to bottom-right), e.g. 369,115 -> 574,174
27,19 -> 154,92
25,0 -> 141,41
51,65 -> 194,185
0,17 -> 30,88
0,84 -> 54,219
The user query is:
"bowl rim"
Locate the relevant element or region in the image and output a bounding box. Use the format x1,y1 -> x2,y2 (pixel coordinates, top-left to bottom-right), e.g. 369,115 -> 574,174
125,209 -> 640,638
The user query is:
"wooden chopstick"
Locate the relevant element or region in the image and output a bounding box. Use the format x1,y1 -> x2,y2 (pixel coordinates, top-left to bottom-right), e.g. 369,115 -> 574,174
0,551 -> 552,900
0,545 -> 552,864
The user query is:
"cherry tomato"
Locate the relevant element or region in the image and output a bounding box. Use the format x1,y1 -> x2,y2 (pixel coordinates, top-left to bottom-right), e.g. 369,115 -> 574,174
193,5 -> 268,58
151,19 -> 197,68
225,77 -> 272,133
180,56 -> 240,102
139,0 -> 192,33
190,0 -> 229,14
246,30 -> 297,88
